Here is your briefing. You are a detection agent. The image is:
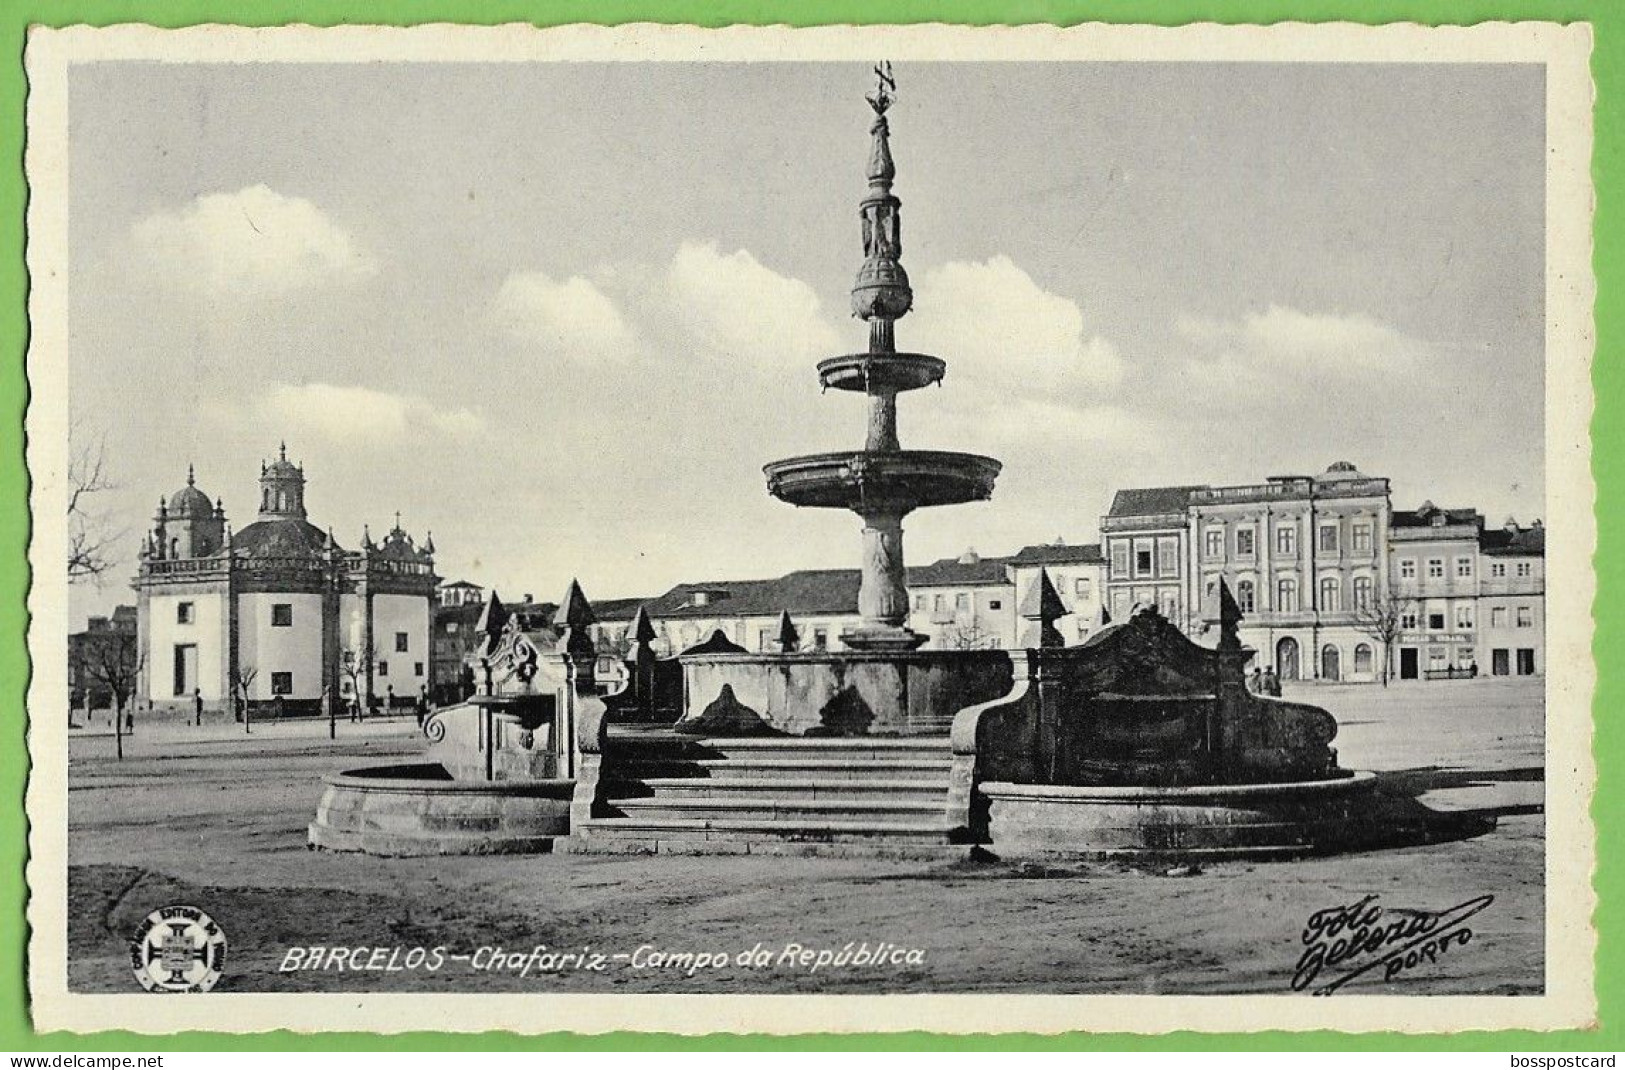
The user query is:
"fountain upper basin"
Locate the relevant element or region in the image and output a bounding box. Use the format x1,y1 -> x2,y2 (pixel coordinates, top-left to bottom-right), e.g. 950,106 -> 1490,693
764,449 -> 1001,512
817,352 -> 945,393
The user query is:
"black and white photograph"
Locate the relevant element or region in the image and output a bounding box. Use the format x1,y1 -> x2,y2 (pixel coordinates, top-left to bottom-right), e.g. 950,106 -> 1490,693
24,22 -> 1595,1035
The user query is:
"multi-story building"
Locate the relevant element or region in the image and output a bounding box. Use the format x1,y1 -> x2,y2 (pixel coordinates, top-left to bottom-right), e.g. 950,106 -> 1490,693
132,449 -> 439,718
1100,487 -> 1201,631
1187,462 -> 1392,683
1475,518 -> 1545,679
906,550 -> 1018,649
1006,542 -> 1106,646
1389,501 -> 1484,680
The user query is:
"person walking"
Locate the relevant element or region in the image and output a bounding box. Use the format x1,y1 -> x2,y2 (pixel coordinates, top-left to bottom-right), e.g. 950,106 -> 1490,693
193,688 -> 204,728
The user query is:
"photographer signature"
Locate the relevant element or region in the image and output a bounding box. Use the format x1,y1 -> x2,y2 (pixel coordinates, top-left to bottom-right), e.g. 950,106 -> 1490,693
1291,892 -> 1494,995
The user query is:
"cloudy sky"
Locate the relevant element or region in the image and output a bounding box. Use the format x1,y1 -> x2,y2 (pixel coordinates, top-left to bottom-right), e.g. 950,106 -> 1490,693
65,60 -> 1545,625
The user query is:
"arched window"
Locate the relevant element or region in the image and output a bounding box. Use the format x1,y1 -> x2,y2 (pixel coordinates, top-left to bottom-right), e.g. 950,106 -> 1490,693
1236,580 -> 1255,614
1321,644 -> 1341,681
1320,576 -> 1340,613
1354,643 -> 1374,674
1353,576 -> 1374,610
1277,578 -> 1297,613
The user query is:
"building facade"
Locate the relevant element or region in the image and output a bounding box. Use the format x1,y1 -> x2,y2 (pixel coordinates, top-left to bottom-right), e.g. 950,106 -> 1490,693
1107,463 -> 1545,683
132,449 -> 439,718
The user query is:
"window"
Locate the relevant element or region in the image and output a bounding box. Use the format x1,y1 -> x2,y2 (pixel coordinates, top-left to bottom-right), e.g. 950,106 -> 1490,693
177,602 -> 194,624
933,594 -> 944,612
1158,538 -> 1179,576
1401,611 -> 1419,630
1276,525 -> 1296,556
1236,528 -> 1255,558
1134,549 -> 1154,577
1428,647 -> 1448,670
1354,644 -> 1373,674
988,600 -> 1002,611
1427,559 -> 1444,580
1428,612 -> 1446,631
414,662 -> 424,677
812,629 -> 828,650
1319,524 -> 1339,553
1277,578 -> 1297,613
1319,576 -> 1339,613
1516,562 -> 1533,577
1353,576 -> 1373,610
1352,523 -> 1373,554
271,603 -> 293,627
1455,604 -> 1475,630
377,660 -> 389,677
1491,562 -> 1506,578
954,593 -> 970,611
1400,559 -> 1417,580
1458,647 -> 1475,669
1517,648 -> 1536,675
1074,578 -> 1091,598
1236,580 -> 1255,614
1491,606 -> 1507,628
1517,606 -> 1533,628
445,622 -> 459,634
914,594 -> 926,610
1111,545 -> 1129,578
271,672 -> 293,696
395,631 -> 409,653
1455,557 -> 1473,579
1160,591 -> 1180,619
1204,528 -> 1224,559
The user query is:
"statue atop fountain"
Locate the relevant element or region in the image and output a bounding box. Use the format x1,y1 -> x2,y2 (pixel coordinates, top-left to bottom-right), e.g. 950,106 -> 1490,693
764,64 -> 1001,652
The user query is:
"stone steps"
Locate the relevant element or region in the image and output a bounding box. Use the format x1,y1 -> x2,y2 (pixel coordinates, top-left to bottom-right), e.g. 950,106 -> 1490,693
570,731 -> 964,855
615,776 -> 949,799
563,815 -> 969,857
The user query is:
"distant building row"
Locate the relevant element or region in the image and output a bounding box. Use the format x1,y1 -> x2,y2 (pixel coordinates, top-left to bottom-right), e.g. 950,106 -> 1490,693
430,460 -> 1543,689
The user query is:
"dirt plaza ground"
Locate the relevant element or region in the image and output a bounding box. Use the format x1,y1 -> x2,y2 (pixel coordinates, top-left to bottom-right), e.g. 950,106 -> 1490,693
62,676 -> 1545,995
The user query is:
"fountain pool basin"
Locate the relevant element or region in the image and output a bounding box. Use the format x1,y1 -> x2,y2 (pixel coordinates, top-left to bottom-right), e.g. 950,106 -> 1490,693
308,763 -> 574,856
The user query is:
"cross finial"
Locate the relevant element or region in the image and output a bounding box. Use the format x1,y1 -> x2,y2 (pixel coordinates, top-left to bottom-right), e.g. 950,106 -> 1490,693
394,510 -> 402,531
186,462 -> 195,487
278,441 -> 287,462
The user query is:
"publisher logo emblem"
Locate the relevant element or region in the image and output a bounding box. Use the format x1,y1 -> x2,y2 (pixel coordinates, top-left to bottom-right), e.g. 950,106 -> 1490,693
130,905 -> 227,992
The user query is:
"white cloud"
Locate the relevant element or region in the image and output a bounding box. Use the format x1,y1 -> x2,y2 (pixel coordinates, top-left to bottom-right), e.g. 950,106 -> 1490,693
1178,305 -> 1430,380
254,383 -> 485,445
131,185 -> 376,296
492,271 -> 635,356
907,255 -> 1124,390
662,242 -> 842,366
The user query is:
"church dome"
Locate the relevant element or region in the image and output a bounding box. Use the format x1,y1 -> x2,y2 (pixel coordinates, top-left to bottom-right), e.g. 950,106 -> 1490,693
1319,460 -> 1366,481
166,465 -> 214,516
231,518 -> 335,559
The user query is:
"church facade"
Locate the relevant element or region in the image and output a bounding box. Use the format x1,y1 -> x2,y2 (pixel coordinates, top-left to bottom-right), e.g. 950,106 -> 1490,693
132,447 -> 439,718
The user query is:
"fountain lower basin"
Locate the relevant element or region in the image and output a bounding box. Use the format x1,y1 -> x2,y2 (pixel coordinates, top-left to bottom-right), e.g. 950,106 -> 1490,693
764,449 -> 1001,512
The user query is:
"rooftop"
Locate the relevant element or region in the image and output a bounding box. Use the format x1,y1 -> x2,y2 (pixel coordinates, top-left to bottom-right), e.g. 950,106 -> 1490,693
1106,486 -> 1207,518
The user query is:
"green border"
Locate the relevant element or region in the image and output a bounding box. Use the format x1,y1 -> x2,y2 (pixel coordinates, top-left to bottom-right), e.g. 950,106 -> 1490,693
1,0 -> 1616,1052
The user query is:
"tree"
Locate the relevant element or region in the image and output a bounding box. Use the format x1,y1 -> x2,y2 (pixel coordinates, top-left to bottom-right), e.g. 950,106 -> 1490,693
229,665 -> 259,733
341,642 -> 375,720
67,431 -> 123,584
1352,584 -> 1418,687
943,620 -> 997,651
80,630 -> 142,760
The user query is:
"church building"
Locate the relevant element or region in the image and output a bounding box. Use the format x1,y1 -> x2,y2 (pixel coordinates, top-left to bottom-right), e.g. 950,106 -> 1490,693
132,447 -> 439,719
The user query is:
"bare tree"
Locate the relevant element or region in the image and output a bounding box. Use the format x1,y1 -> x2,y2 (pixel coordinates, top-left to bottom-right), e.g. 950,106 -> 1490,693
943,620 -> 997,651
67,431 -> 123,584
1352,584 -> 1418,687
81,630 -> 142,760
229,665 -> 259,732
341,642 -> 375,720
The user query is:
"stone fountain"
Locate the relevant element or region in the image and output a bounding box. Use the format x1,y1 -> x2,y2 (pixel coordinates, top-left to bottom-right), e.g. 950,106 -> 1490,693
764,66 -> 1000,653
313,66 -> 1491,862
